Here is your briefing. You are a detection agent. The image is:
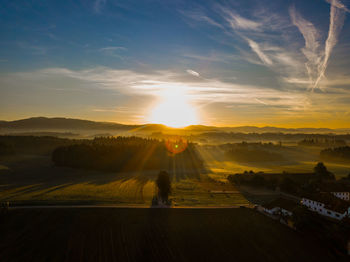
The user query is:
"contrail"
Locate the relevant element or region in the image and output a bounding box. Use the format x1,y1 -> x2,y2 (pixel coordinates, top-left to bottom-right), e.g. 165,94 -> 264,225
290,0 -> 348,90
313,0 -> 348,89
289,6 -> 322,86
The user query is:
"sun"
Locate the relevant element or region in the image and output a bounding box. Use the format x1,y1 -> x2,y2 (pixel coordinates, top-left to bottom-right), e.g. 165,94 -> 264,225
148,85 -> 199,128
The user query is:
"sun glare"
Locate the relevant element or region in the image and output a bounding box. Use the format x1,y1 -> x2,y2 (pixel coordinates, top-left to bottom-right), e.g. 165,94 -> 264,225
148,85 -> 198,128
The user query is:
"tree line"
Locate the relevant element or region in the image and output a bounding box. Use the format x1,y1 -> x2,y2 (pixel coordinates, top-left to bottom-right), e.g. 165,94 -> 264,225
52,136 -> 204,172
320,146 -> 350,163
223,142 -> 285,162
0,135 -> 79,155
227,162 -> 341,196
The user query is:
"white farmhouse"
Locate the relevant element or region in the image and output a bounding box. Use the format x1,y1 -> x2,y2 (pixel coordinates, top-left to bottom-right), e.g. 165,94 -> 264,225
319,182 -> 350,201
331,192 -> 350,201
262,198 -> 297,217
301,193 -> 350,220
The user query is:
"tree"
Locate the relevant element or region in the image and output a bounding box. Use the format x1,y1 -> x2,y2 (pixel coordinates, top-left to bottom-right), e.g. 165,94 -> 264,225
280,177 -> 298,194
314,162 -> 335,180
291,206 -> 313,230
251,174 -> 265,187
156,171 -> 171,202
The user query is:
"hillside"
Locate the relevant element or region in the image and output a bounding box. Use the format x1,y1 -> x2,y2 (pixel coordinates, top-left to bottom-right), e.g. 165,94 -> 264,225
0,117 -> 349,133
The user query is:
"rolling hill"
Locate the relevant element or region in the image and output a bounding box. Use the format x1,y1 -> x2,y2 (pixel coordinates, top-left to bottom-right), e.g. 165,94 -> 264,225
0,117 -> 349,134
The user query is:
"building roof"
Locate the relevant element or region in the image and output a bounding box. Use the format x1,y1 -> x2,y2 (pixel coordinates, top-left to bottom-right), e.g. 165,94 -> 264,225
318,181 -> 350,192
302,193 -> 350,214
262,198 -> 298,211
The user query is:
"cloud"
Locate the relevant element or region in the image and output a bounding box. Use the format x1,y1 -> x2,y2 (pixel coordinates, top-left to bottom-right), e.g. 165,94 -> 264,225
99,46 -> 127,52
182,52 -> 240,64
221,9 -> 261,31
283,77 -> 312,85
244,37 -> 273,65
186,69 -> 200,77
4,67 -> 350,125
98,46 -> 127,59
92,106 -> 132,113
180,2 -> 348,92
17,42 -> 48,55
179,10 -> 224,29
290,0 -> 348,90
289,6 -> 322,86
314,0 -> 348,89
3,67 -> 311,111
212,6 -> 303,75
326,0 -> 350,11
94,0 -> 106,13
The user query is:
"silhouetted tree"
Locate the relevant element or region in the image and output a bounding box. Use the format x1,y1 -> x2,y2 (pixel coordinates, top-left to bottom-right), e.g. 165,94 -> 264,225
280,177 -> 298,194
51,136 -> 204,172
156,171 -> 171,202
314,162 -> 335,180
291,206 -> 313,231
251,175 -> 265,187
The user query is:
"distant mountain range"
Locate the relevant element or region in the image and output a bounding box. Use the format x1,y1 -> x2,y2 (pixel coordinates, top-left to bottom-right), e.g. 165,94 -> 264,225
0,117 -> 137,130
0,117 -> 349,134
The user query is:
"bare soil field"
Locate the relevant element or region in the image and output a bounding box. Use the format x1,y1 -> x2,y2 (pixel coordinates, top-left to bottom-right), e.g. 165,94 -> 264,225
0,208 -> 345,262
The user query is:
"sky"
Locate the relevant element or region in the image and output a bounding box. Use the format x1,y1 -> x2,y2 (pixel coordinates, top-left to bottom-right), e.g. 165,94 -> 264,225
0,0 -> 350,128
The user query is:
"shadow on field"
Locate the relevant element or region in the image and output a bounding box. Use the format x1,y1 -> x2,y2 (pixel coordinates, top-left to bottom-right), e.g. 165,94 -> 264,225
0,154 -> 205,204
234,185 -> 278,205
0,208 -> 345,262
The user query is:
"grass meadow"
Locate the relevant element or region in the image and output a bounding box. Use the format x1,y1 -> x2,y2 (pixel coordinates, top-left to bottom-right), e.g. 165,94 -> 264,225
0,149 -> 349,206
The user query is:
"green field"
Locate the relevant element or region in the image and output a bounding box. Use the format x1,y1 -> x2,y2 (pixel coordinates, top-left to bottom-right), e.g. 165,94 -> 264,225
0,208 -> 345,262
198,145 -> 350,178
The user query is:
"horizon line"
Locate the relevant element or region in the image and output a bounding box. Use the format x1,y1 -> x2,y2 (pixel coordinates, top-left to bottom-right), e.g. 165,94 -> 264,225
1,116 -> 350,130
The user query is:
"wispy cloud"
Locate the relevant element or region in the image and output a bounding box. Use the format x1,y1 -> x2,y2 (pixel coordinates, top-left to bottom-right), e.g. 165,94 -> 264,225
290,0 -> 348,90
244,37 -> 273,65
221,9 -> 261,31
3,67 -> 350,125
94,0 -> 106,14
17,42 -> 48,55
314,0 -> 348,89
179,1 -> 348,92
7,67 -> 310,110
98,46 -> 127,58
183,5 -> 304,78
326,0 -> 350,11
182,52 -> 239,64
92,106 -> 132,113
289,6 -> 322,87
179,10 -> 223,29
99,46 -> 127,52
186,69 -> 200,77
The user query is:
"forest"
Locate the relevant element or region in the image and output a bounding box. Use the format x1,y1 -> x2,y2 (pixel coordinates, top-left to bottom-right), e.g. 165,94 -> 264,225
320,146 -> 350,163
223,142 -> 285,162
227,162 -> 350,196
52,136 -> 204,173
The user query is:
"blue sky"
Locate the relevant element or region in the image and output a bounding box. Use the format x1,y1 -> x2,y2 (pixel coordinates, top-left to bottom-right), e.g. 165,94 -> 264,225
1,0 -> 350,127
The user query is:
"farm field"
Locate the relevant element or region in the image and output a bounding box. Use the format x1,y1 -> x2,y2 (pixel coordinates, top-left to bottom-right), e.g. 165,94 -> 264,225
0,154 -> 251,206
0,208 -> 345,262
1,151 -> 349,206
198,145 -> 350,179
